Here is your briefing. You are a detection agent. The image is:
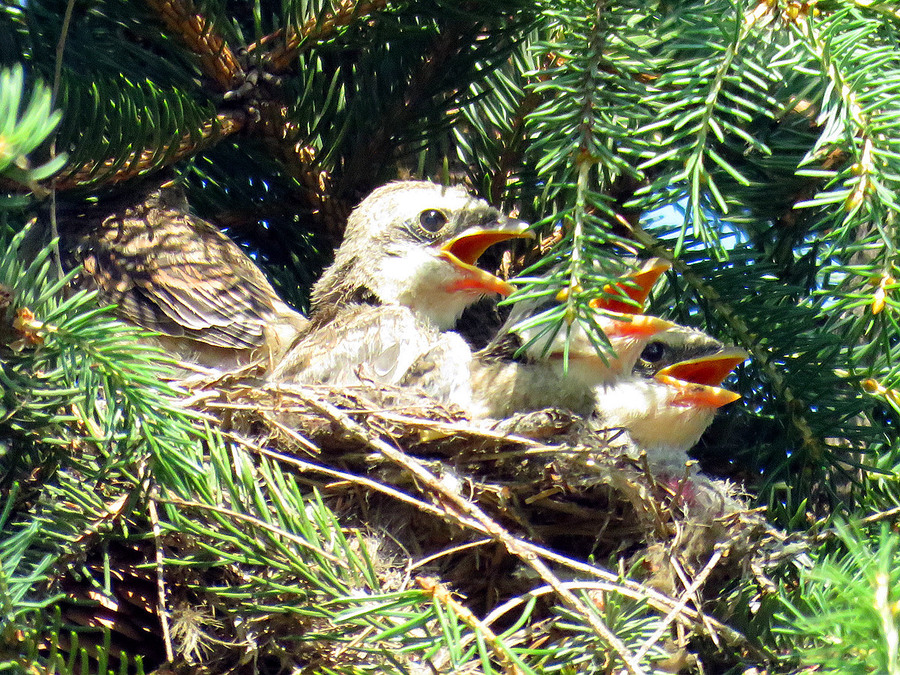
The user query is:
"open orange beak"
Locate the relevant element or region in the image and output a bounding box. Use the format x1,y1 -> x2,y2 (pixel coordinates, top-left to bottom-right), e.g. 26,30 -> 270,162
655,348 -> 748,408
438,220 -> 533,297
601,312 -> 676,339
590,258 -> 672,314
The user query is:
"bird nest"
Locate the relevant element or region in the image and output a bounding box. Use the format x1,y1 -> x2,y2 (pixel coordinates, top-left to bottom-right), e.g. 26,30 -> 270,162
142,366 -> 803,673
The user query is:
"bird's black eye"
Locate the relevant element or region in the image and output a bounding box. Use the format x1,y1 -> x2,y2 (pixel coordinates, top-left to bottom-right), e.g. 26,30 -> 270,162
640,341 -> 666,363
419,209 -> 448,233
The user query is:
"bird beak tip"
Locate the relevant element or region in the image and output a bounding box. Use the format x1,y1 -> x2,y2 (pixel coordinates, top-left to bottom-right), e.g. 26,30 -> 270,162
654,348 -> 747,408
591,259 -> 670,314
601,313 -> 675,339
656,374 -> 742,408
438,251 -> 516,297
657,350 -> 747,388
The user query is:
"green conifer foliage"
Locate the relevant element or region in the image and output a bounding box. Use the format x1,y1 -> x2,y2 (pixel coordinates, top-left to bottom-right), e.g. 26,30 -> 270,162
2,0 -> 900,671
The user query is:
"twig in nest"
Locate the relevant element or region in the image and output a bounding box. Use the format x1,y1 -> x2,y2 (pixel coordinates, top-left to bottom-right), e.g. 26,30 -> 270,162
148,494 -> 175,663
409,539 -> 495,571
258,410 -> 321,456
374,411 -> 555,450
634,543 -> 729,662
418,576 -> 525,675
230,432 -> 458,521
668,537 -> 723,649
637,452 -> 670,537
297,391 -> 651,675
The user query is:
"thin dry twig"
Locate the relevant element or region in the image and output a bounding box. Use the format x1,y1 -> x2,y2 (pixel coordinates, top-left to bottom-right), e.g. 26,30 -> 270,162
668,542 -> 723,649
297,390 -> 651,675
229,431 -> 458,521
410,538 -> 495,571
634,544 -> 728,662
418,576 -> 524,675
148,496 -> 176,663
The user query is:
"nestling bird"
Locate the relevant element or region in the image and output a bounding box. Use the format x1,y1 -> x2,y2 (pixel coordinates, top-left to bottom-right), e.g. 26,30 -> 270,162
404,259 -> 676,417
270,181 -> 532,386
408,255 -> 747,468
461,306 -> 676,419
578,258 -> 747,463
593,325 -> 748,470
24,178 -> 307,369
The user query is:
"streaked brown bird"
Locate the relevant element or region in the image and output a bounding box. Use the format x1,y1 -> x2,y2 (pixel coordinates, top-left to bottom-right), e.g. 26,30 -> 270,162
270,181 -> 532,386
24,178 -> 307,369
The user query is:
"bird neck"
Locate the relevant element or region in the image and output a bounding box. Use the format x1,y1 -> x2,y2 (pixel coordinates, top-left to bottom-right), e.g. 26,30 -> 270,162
369,250 -> 480,330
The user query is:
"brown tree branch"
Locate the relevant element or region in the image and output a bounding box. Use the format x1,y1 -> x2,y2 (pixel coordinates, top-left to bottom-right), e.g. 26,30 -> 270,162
144,0 -> 244,92
53,112 -> 244,190
251,0 -> 391,74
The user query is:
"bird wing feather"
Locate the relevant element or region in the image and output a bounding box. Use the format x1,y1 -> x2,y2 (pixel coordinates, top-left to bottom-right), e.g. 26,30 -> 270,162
271,305 -> 441,386
72,206 -> 283,350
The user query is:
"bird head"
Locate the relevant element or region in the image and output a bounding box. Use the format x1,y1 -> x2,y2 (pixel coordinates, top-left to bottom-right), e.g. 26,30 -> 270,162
312,181 -> 532,329
503,258 -> 675,384
524,310 -> 677,387
504,299 -> 675,389
597,325 -> 747,453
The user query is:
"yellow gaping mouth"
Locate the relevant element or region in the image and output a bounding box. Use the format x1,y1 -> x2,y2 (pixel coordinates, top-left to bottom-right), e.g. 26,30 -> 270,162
655,348 -> 748,408
438,222 -> 533,297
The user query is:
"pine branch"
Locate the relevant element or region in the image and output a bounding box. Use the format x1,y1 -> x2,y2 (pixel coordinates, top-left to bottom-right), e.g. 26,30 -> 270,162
336,3 -> 532,201
55,109 -> 243,190
777,521 -> 900,674
143,0 -> 243,92
337,25 -> 471,198
631,0 -> 781,255
0,66 -> 67,197
453,46 -> 546,209
258,0 -> 392,74
508,0 -> 657,362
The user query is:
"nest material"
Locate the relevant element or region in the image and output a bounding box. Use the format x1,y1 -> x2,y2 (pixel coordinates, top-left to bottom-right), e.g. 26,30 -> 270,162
41,358 -> 804,673
139,366 -> 802,672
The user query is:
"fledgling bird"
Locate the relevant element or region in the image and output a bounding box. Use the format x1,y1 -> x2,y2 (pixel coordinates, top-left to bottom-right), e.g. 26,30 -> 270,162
270,181 -> 532,386
404,259 -> 676,418
593,325 -> 748,471
24,179 -> 307,369
462,307 -> 677,418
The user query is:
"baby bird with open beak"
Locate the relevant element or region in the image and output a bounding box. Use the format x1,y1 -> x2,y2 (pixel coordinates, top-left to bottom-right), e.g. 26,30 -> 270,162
503,258 -> 747,466
594,325 -> 747,470
411,254 -> 746,468
404,259 -> 676,417
270,181 -> 532,386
